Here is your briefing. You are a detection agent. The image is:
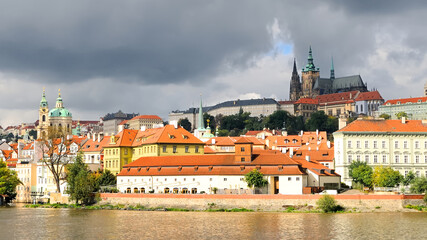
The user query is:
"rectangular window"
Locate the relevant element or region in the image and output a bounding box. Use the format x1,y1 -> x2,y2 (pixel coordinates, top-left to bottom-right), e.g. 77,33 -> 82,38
382,155 -> 387,163
209,178 -> 212,181
394,141 -> 399,149
241,147 -> 245,152
425,141 -> 427,149
162,146 -> 167,153
224,178 -> 227,181
382,141 -> 386,149
195,146 -> 199,153
415,155 -> 420,163
241,157 -> 245,162
173,146 -> 177,153
296,177 -> 300,181
404,155 -> 409,163
347,141 -> 352,148
348,155 -> 352,163
288,177 -> 291,181
416,171 -> 420,177
365,155 -> 369,163
357,155 -> 360,161
373,141 -> 377,149
185,146 -> 189,153
356,141 -> 361,149
364,141 -> 369,148
395,155 -> 399,163
403,141 -> 408,149
415,141 -> 419,149
374,155 -> 378,163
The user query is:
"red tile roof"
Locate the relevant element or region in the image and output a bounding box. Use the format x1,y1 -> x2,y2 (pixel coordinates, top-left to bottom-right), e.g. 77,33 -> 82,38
82,136 -> 111,152
130,115 -> 162,121
383,96 -> 427,105
295,98 -> 318,104
316,91 -> 359,106
119,120 -> 128,125
105,129 -> 139,147
132,125 -> 204,146
234,137 -> 252,144
337,119 -> 427,133
278,100 -> 295,105
355,91 -> 383,101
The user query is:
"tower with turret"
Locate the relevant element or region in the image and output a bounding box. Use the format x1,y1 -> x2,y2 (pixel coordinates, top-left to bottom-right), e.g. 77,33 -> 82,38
37,88 -> 50,139
289,59 -> 301,101
301,46 -> 320,98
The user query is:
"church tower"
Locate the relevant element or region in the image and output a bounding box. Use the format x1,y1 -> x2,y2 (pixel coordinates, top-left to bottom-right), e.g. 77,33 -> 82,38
37,88 -> 49,139
289,59 -> 301,101
330,57 -> 335,80
301,46 -> 320,98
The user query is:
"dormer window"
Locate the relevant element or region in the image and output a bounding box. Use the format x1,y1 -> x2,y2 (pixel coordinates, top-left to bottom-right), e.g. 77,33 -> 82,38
397,101 -> 401,105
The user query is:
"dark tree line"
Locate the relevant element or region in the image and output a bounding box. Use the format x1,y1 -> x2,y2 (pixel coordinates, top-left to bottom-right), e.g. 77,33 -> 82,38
178,110 -> 338,137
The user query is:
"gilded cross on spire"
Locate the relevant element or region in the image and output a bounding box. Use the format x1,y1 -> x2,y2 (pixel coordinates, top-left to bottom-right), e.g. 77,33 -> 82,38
58,88 -> 61,97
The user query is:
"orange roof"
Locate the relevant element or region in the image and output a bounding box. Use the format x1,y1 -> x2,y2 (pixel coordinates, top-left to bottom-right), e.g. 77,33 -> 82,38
235,137 -> 252,144
337,119 -> 427,133
82,136 -> 111,152
383,96 -> 427,105
1,150 -> 13,159
300,131 -> 327,144
203,146 -> 215,154
294,159 -> 339,176
355,91 -> 383,101
119,151 -> 305,176
316,91 -> 359,105
295,98 -> 318,104
119,120 -> 128,125
132,125 -> 204,147
245,130 -> 273,136
105,129 -> 139,147
206,137 -> 265,147
292,142 -> 334,162
266,136 -> 302,148
130,115 -> 162,121
9,143 -> 18,151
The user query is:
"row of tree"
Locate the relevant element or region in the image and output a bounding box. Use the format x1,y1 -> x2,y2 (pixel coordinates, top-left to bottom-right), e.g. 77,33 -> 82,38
349,161 -> 427,193
179,109 -> 338,137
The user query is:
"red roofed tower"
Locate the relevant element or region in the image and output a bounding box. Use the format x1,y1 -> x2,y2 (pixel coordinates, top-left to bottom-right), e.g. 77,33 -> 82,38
234,137 -> 253,163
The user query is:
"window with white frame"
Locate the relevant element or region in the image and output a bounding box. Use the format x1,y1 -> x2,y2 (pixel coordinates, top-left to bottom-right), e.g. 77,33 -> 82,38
357,155 -> 360,161
395,155 -> 399,163
356,141 -> 361,149
364,141 -> 369,148
348,155 -> 352,163
415,141 -> 419,149
365,155 -> 369,163
416,171 -> 420,177
425,141 -> 427,149
347,141 -> 352,148
394,141 -> 399,149
382,155 -> 387,163
403,141 -> 408,149
415,155 -> 420,163
404,155 -> 409,163
373,141 -> 377,149
374,155 -> 378,163
382,141 -> 386,149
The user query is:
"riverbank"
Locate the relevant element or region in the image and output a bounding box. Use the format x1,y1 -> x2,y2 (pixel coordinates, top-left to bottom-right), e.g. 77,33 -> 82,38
97,193 -> 425,213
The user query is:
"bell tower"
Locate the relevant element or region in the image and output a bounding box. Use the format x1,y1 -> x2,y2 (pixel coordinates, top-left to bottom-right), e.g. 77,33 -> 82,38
37,88 -> 49,139
301,46 -> 320,98
289,59 -> 301,101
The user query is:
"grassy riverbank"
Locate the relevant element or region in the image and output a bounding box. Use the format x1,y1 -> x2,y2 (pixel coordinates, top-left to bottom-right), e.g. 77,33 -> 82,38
24,203 -> 254,212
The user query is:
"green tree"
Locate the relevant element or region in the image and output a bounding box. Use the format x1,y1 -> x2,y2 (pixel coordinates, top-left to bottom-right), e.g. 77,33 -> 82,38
379,113 -> 391,120
410,177 -> 427,194
349,160 -> 367,179
178,118 -> 192,132
66,153 -> 95,205
351,162 -> 373,187
97,170 -> 117,187
0,160 -> 22,203
264,110 -> 303,135
402,171 -> 416,186
305,111 -> 338,134
244,169 -> 268,192
28,130 -> 37,140
395,112 -> 408,119
372,166 -> 403,188
316,195 -> 341,213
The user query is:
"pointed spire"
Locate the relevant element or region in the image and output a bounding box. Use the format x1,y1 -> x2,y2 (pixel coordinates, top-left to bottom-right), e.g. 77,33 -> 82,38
40,87 -> 48,108
292,58 -> 297,74
330,56 -> 335,79
304,45 -> 316,71
198,94 -> 205,130
56,88 -> 63,108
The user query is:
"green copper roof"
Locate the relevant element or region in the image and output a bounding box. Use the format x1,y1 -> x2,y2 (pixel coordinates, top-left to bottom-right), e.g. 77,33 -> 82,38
49,108 -> 72,117
304,46 -> 318,72
40,89 -> 48,107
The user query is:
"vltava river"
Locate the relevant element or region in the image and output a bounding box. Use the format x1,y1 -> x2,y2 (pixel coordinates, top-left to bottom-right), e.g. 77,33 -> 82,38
0,206 -> 426,239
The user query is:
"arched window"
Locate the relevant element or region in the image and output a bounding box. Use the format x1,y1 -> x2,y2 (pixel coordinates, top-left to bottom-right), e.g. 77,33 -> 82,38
42,115 -> 46,122
140,187 -> 145,193
164,187 -> 170,193
133,187 -> 139,193
126,188 -> 131,193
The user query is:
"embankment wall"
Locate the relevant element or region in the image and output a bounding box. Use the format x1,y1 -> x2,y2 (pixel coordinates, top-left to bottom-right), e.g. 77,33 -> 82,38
99,193 -> 425,212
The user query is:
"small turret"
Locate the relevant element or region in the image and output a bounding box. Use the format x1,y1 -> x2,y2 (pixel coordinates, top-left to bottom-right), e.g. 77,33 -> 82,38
330,56 -> 335,80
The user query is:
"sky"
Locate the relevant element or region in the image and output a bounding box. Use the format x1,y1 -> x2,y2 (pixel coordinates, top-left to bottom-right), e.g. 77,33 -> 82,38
1,0 -> 427,126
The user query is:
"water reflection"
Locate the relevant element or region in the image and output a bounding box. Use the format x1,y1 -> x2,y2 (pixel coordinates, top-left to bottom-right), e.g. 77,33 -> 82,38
0,206 -> 426,239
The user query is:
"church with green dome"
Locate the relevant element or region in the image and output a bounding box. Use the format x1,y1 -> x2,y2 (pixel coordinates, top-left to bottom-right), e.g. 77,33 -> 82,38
37,89 -> 73,139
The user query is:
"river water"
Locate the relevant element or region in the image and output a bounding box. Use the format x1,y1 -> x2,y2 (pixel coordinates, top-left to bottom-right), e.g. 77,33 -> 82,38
0,206 -> 426,239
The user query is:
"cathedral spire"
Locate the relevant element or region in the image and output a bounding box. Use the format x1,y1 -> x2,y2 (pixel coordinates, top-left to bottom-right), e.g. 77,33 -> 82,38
198,94 -> 205,130
330,56 -> 335,79
292,58 -> 297,74
304,46 -> 317,71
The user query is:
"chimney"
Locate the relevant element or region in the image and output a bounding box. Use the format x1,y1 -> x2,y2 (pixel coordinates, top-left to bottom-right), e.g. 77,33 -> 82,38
212,139 -> 215,144
141,126 -> 146,131
87,133 -> 91,140
316,129 -> 319,136
308,147 -> 311,151
401,117 -> 406,124
97,134 -> 101,142
93,134 -> 96,141
289,148 -> 294,157
300,130 -> 303,136
305,155 -> 310,162
281,148 -> 286,153
316,147 -> 319,151
327,141 -> 331,149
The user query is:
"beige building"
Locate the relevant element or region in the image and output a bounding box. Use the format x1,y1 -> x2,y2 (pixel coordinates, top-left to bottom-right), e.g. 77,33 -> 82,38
15,162 -> 37,203
333,118 -> 427,186
127,115 -> 163,130
317,91 -> 359,117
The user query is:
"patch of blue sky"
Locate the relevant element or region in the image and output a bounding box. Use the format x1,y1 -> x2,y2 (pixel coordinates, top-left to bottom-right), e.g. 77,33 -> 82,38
267,41 -> 293,56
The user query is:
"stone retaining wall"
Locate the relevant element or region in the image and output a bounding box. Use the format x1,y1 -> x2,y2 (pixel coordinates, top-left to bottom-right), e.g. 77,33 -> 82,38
99,193 -> 425,212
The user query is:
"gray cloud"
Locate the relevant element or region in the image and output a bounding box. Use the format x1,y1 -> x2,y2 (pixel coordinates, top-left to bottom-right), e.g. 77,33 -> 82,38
1,0 -> 427,126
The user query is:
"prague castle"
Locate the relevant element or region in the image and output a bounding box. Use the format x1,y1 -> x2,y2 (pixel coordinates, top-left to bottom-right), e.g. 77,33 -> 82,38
289,47 -> 368,101
36,89 -> 73,139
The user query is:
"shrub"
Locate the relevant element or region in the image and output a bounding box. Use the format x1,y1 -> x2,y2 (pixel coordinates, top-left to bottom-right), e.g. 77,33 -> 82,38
317,195 -> 342,213
410,177 -> 427,194
424,193 -> 427,204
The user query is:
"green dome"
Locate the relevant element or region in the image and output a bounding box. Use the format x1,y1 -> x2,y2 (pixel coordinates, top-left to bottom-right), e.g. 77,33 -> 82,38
49,108 -> 72,117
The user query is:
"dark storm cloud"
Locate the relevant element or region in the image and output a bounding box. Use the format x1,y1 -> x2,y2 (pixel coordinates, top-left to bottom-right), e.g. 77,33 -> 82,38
0,0 -> 278,84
